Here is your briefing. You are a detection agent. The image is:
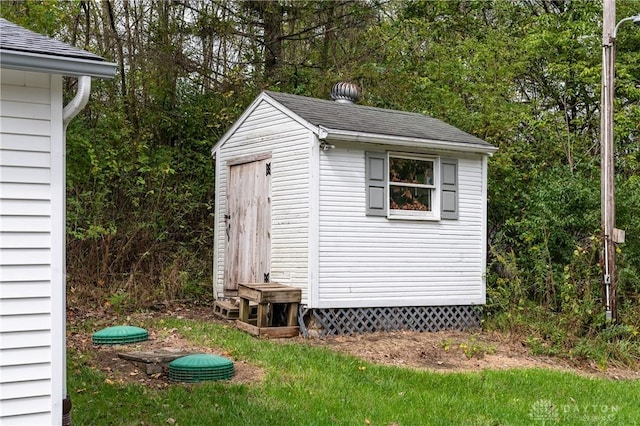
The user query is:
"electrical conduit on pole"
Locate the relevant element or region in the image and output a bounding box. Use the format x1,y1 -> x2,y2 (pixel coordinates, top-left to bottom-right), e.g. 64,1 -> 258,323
601,2 -> 640,322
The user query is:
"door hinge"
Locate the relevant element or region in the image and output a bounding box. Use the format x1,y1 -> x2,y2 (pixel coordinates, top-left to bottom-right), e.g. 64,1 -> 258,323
263,272 -> 270,283
266,162 -> 271,176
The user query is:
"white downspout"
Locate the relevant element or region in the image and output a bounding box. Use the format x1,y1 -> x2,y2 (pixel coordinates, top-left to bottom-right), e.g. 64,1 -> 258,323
60,75 -> 91,425
63,75 -> 92,128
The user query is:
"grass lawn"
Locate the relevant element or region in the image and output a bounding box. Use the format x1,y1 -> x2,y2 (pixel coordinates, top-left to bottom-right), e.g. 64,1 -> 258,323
69,318 -> 640,425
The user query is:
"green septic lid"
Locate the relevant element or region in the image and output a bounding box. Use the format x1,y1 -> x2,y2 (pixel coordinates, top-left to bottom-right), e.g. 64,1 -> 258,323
168,354 -> 234,382
92,325 -> 149,345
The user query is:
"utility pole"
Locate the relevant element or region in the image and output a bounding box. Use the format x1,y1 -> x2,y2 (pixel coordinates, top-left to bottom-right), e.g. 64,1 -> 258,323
601,0 -> 617,322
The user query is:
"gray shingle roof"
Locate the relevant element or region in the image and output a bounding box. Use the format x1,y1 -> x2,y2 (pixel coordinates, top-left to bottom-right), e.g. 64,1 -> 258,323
0,18 -> 104,61
265,90 -> 494,149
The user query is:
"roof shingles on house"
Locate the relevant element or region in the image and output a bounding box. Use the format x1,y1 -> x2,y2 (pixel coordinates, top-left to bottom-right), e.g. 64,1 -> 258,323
0,18 -> 102,60
265,90 -> 495,149
0,17 -> 116,78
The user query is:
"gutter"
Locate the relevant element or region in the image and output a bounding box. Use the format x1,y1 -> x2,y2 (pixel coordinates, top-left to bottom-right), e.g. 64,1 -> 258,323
318,125 -> 498,155
0,49 -> 117,78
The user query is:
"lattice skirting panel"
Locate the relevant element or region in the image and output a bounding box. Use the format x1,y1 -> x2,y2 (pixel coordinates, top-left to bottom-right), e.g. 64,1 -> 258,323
299,305 -> 481,337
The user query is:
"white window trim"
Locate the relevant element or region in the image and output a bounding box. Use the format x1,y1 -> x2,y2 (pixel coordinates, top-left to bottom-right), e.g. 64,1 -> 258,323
387,152 -> 441,221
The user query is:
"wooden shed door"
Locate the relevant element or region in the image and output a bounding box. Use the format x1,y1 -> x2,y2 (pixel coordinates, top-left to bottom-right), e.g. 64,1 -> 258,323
224,158 -> 272,292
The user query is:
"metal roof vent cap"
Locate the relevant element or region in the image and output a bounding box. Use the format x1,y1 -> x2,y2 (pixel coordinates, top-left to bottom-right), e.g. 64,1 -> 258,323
331,82 -> 360,104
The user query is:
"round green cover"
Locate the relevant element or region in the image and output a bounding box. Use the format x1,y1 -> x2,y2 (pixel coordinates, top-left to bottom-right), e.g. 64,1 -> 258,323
168,354 -> 234,382
92,325 -> 149,345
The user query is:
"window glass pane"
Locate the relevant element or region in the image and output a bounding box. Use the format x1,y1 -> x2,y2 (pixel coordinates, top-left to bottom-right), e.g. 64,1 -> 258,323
389,157 -> 434,185
390,185 -> 432,211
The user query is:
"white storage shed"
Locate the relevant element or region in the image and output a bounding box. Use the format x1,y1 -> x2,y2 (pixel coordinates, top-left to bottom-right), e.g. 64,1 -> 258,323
0,18 -> 115,425
212,84 -> 497,335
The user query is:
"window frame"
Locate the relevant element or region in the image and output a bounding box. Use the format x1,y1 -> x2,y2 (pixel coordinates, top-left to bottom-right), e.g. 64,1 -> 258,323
387,152 -> 440,221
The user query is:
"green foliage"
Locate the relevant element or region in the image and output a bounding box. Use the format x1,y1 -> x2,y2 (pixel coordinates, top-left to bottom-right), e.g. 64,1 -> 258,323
617,176 -> 640,295
65,89 -> 220,307
488,166 -> 601,309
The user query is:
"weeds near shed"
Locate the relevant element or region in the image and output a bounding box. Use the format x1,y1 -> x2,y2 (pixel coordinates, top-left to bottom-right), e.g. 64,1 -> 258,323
440,337 -> 496,359
106,289 -> 130,315
486,226 -> 640,370
459,337 -> 496,359
487,299 -> 640,370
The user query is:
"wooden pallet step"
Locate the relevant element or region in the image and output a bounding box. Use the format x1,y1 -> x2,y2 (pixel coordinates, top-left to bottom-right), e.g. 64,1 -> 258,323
214,300 -> 257,319
235,320 -> 299,338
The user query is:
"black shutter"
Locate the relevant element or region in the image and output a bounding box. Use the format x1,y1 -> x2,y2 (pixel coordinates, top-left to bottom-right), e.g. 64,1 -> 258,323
441,158 -> 458,220
365,152 -> 387,216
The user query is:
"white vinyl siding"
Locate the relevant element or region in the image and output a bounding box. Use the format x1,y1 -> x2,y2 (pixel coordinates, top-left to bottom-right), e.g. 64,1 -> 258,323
0,68 -> 57,425
317,146 -> 486,308
214,99 -> 311,302
0,398 -> 52,424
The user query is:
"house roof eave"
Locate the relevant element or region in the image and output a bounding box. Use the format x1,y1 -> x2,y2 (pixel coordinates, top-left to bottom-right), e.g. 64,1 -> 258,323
0,49 -> 117,79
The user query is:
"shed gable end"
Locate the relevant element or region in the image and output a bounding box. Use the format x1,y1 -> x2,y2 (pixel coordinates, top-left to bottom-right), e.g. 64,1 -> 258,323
214,98 -> 313,302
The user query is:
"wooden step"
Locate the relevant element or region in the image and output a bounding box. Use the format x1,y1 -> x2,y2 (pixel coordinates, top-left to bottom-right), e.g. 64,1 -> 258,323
236,283 -> 301,335
235,321 -> 299,339
214,299 -> 257,320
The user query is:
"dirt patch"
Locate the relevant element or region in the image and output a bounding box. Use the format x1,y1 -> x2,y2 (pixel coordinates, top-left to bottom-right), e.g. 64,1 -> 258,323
67,305 -> 265,388
306,330 -> 640,380
68,304 -> 640,386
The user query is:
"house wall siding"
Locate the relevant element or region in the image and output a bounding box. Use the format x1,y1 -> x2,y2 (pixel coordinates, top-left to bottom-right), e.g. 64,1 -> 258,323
317,145 -> 487,308
214,99 -> 311,302
0,69 -> 59,425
